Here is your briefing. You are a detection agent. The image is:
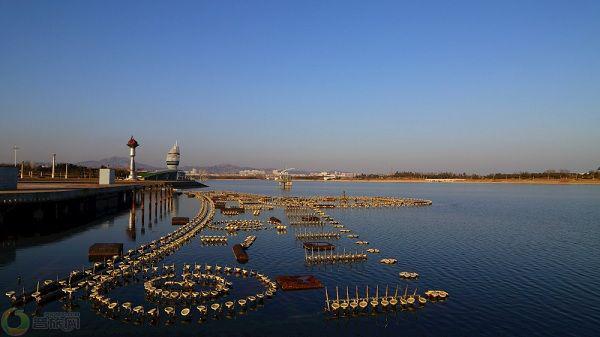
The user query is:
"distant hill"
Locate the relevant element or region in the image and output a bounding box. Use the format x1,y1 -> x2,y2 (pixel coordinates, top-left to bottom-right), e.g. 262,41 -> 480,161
76,159 -> 316,174
179,164 -> 313,175
77,156 -> 160,170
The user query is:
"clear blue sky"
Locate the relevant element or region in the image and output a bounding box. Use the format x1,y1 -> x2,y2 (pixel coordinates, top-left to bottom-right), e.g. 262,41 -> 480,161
1,0 -> 599,173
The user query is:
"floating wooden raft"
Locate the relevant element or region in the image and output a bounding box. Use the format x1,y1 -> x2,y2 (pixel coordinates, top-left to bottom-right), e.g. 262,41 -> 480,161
303,241 -> 335,251
232,244 -> 249,263
88,243 -> 123,261
171,217 -> 189,225
276,275 -> 323,291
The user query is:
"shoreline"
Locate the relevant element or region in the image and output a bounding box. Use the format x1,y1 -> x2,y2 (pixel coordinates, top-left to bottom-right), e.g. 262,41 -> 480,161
207,178 -> 600,185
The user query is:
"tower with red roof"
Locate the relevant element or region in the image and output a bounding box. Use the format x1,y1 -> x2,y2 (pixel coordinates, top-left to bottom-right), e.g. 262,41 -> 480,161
127,136 -> 139,180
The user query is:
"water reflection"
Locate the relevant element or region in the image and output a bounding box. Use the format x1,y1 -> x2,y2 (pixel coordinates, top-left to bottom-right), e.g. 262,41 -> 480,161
127,208 -> 136,241
2,182 -> 600,337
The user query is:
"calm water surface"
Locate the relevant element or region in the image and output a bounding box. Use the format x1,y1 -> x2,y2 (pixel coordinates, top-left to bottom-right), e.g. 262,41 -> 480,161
2,180 -> 599,336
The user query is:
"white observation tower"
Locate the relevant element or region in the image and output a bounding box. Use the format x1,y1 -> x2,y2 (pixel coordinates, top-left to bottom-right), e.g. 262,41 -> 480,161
166,141 -> 180,170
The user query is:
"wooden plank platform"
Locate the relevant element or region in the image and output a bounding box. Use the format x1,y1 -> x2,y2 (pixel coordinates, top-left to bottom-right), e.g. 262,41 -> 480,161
172,217 -> 189,225
88,243 -> 123,261
303,241 -> 335,251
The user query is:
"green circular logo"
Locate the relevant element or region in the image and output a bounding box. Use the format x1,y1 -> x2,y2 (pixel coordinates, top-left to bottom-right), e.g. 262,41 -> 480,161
1,308 -> 30,336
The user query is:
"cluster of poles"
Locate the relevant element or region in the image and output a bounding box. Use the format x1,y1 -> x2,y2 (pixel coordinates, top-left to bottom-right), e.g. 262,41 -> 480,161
324,285 -> 448,315
305,248 -> 368,265
199,236 -> 228,245
127,184 -> 175,239
6,193 -> 212,312
296,231 -> 340,240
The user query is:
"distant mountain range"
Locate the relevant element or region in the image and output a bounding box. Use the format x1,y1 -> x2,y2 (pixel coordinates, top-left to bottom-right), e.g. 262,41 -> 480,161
77,157 -> 160,170
76,158 -> 318,174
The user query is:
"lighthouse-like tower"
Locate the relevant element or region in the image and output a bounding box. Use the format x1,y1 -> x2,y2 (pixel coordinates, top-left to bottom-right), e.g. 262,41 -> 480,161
127,136 -> 139,180
166,141 -> 180,170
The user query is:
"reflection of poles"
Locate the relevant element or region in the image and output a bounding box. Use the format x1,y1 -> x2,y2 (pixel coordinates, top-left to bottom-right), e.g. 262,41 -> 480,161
168,186 -> 173,212
141,190 -> 145,226
159,185 -> 164,219
148,187 -> 152,224
154,186 -> 158,222
171,188 -> 179,215
128,190 -> 136,240
163,185 -> 166,213
127,209 -> 136,240
130,190 -> 136,223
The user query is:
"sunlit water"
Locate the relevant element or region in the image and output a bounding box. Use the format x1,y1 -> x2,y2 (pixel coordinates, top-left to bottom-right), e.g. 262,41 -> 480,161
2,180 -> 599,336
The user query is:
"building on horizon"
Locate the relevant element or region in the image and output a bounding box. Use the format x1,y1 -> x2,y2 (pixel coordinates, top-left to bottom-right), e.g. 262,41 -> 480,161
141,141 -> 185,181
166,141 -> 180,170
239,169 -> 266,177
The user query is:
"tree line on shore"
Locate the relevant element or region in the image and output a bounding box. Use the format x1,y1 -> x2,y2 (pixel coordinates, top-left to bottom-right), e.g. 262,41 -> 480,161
355,169 -> 600,180
2,162 -> 130,179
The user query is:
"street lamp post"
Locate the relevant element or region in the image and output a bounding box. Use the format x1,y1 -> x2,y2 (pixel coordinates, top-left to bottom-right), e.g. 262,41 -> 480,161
13,146 -> 19,167
52,154 -> 56,179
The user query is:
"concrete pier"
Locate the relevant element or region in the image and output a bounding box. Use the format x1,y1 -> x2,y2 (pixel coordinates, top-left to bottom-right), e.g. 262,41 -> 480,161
0,181 -> 167,237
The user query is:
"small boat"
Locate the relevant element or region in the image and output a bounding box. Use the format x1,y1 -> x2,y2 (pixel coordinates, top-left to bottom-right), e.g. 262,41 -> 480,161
370,285 -> 379,311
181,308 -> 191,319
164,306 -> 175,316
400,286 -> 408,307
407,288 -> 417,306
147,307 -> 158,319
225,301 -> 235,311
399,271 -> 419,279
133,305 -> 144,317
340,287 -> 349,312
237,298 -> 247,309
380,258 -> 397,265
331,286 -> 340,313
31,281 -> 41,300
210,303 -> 221,314
390,286 -> 399,307
196,305 -> 207,315
349,286 -> 359,312
359,286 -> 368,310
438,290 -> 449,300
122,302 -> 132,313
381,286 -> 389,309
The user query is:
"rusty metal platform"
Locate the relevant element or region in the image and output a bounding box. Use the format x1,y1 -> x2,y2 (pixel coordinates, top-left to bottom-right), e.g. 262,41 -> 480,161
276,275 -> 323,291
